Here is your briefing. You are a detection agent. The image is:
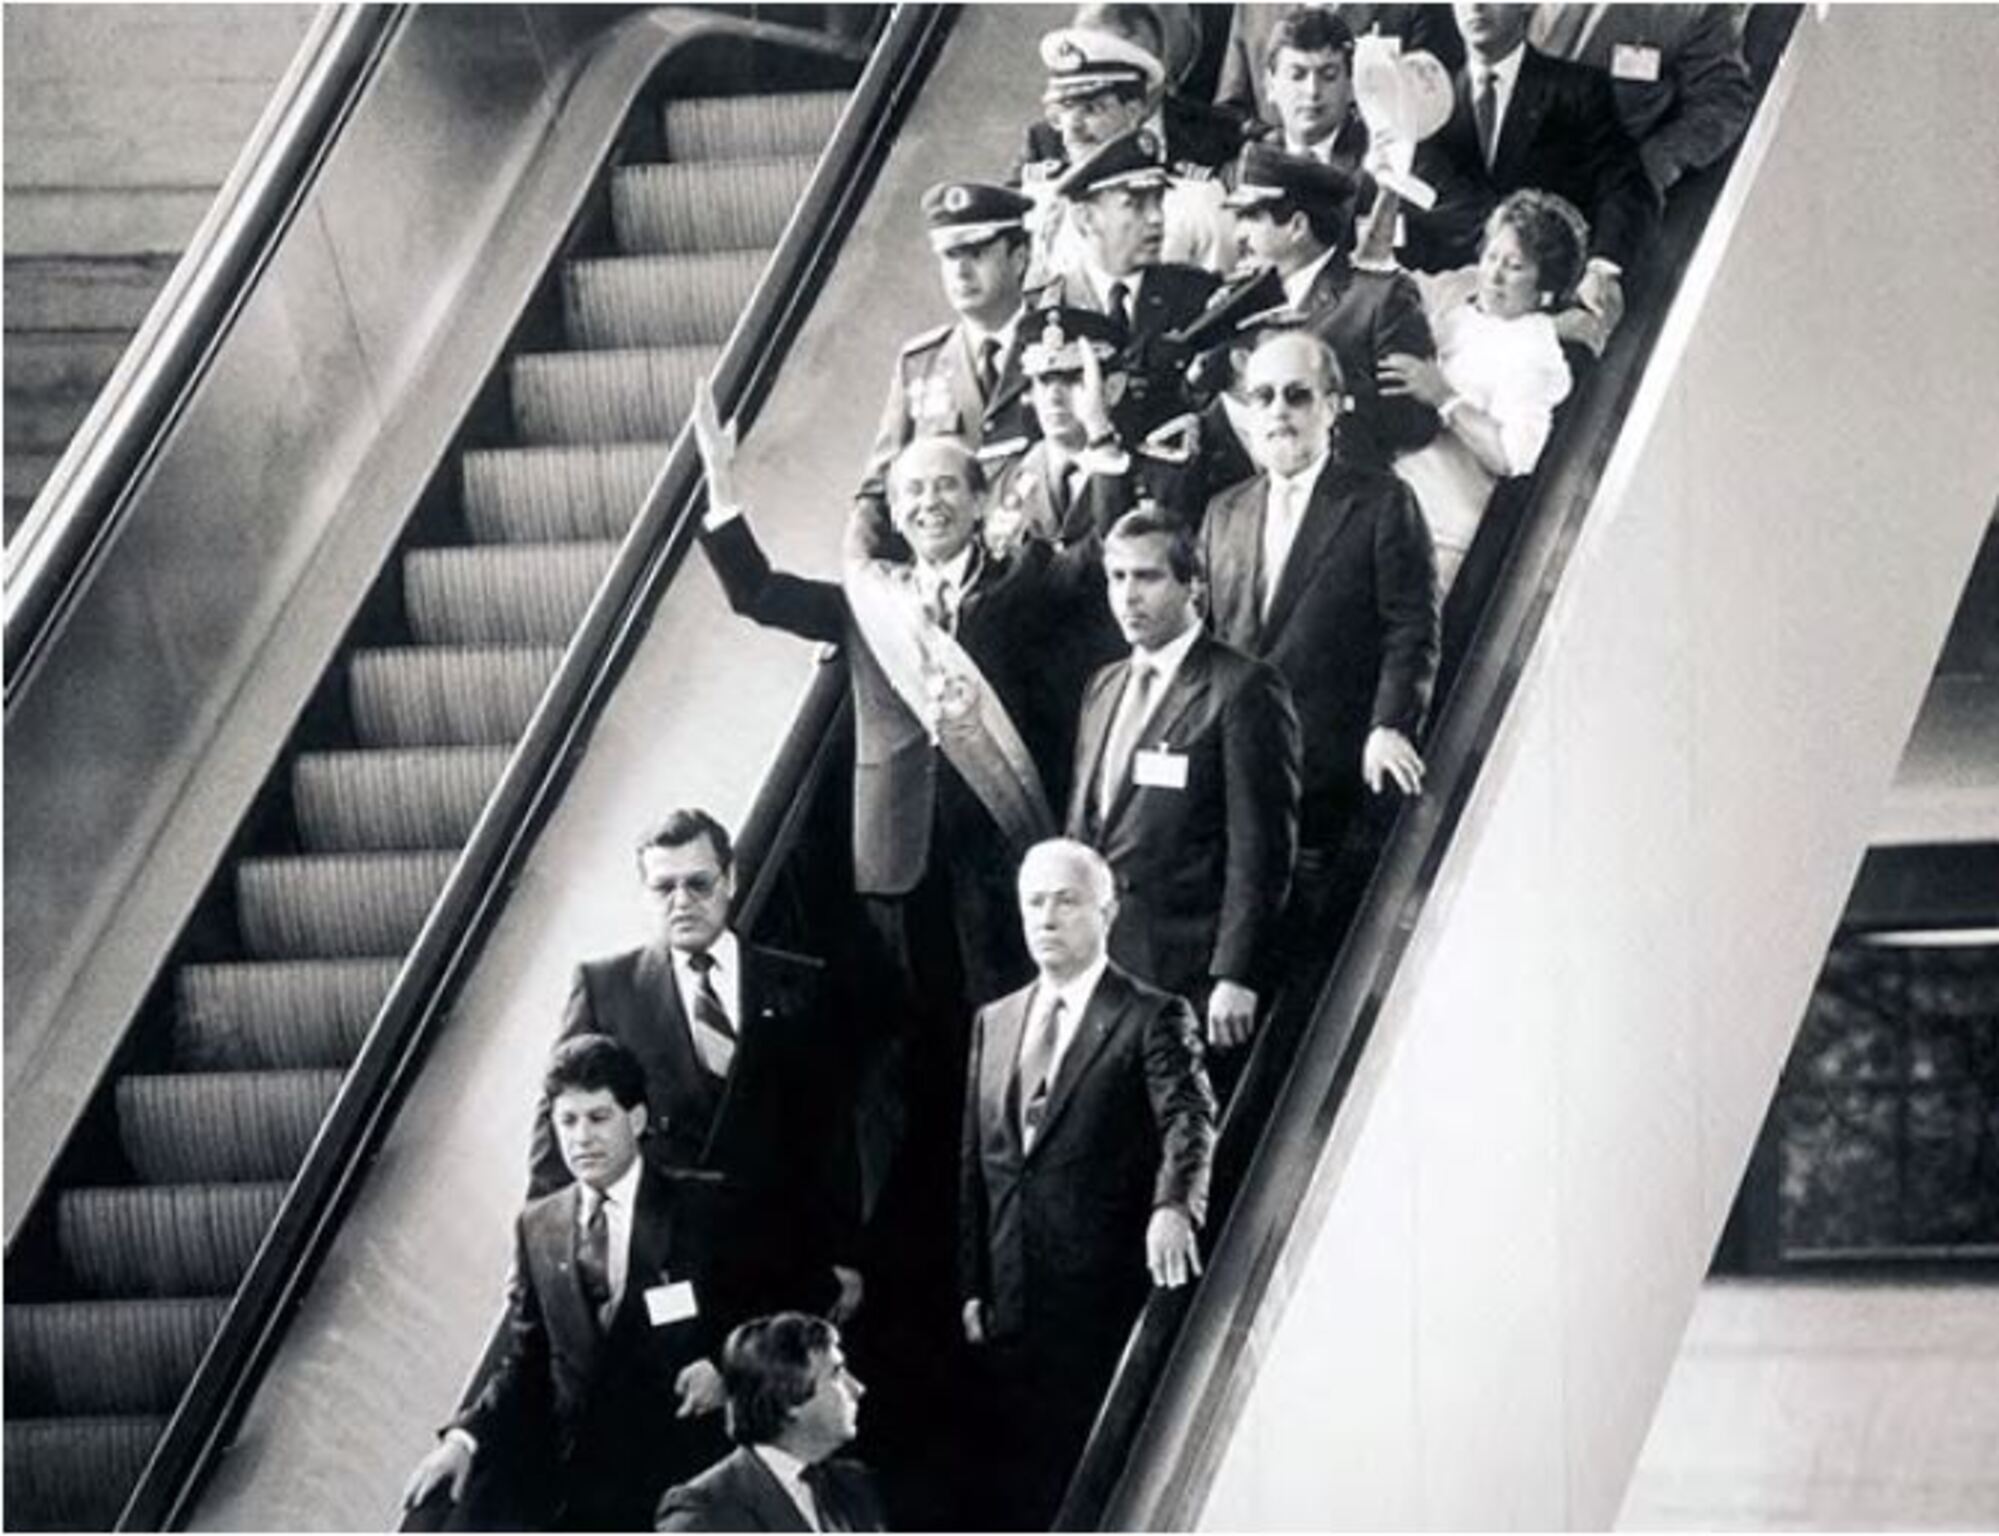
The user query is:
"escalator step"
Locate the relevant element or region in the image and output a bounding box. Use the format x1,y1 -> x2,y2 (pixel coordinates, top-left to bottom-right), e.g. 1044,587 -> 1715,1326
404,541 -> 617,647
564,250 -> 763,349
6,1297 -> 230,1417
462,443 -> 666,545
611,158 -> 813,255
57,1183 -> 286,1298
662,91 -> 845,161
293,746 -> 509,853
116,1070 -> 345,1185
349,645 -> 562,748
236,850 -> 454,960
511,346 -> 712,446
175,958 -> 399,1069
5,1415 -> 165,1531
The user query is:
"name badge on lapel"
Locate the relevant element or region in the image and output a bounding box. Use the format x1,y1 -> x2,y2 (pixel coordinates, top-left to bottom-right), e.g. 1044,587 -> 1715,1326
1133,747 -> 1189,790
1611,43 -> 1661,83
645,1280 -> 699,1327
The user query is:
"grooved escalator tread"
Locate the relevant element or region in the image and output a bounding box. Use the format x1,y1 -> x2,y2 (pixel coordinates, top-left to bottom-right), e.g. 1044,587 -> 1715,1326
293,745 -> 511,853
5,1414 -> 168,1531
461,443 -> 667,545
235,850 -> 456,960
57,1183 -> 288,1298
6,1298 -> 231,1417
403,541 -> 618,647
116,1069 -> 346,1185
661,91 -> 845,160
348,644 -> 563,748
174,958 -> 400,1070
510,345 -> 714,446
611,157 -> 816,255
565,250 -> 764,349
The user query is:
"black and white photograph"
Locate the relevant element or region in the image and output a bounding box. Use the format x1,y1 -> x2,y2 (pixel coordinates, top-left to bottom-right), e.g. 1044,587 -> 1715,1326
3,3 -> 1996,1531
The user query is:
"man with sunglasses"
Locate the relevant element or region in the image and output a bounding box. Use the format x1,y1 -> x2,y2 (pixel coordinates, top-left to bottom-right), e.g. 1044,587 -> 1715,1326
1200,329 -> 1440,981
527,809 -> 863,1334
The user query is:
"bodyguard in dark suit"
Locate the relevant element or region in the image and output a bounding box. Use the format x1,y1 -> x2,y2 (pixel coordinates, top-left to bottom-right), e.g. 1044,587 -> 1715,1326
1036,128 -> 1221,437
1225,141 -> 1441,468
1068,509 -> 1301,1053
657,1313 -> 884,1532
1403,5 -> 1657,311
404,1037 -> 741,1531
527,810 -> 859,1321
1202,330 -> 1438,967
959,838 -> 1216,1531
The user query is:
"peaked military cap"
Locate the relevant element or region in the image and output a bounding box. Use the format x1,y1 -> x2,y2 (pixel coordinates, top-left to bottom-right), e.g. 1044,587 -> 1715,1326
1053,126 -> 1171,202
920,181 -> 1035,253
1021,306 -> 1127,377
1164,265 -> 1291,354
1040,25 -> 1166,103
1222,142 -> 1359,212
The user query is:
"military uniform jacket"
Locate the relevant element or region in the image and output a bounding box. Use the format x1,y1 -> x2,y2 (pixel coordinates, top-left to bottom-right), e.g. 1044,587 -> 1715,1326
856,316 -> 1037,501
1296,252 -> 1442,468
1037,264 -> 1221,437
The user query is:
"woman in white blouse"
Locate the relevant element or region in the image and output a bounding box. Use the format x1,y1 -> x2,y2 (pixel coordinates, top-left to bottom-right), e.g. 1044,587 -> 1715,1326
1378,190 -> 1590,594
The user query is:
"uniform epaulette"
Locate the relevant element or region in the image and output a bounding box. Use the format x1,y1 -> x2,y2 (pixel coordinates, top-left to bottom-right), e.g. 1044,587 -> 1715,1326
1173,162 -> 1216,182
976,436 -> 1031,463
898,322 -> 954,355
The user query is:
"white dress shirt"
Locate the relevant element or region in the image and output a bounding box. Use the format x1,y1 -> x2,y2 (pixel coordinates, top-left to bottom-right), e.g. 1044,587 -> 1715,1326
1282,244 -> 1341,310
1024,952 -> 1110,1093
1083,259 -> 1144,324
1261,452 -> 1330,618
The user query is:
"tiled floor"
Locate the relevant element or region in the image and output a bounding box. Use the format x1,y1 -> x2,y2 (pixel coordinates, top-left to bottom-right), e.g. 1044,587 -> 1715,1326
1619,1280 -> 1999,1530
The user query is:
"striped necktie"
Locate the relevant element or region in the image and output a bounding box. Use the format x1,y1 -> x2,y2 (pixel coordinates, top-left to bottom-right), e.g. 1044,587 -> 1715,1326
684,950 -> 736,1078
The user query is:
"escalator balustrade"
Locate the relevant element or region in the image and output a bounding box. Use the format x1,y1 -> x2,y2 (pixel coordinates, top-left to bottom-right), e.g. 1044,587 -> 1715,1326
4,85 -> 847,1533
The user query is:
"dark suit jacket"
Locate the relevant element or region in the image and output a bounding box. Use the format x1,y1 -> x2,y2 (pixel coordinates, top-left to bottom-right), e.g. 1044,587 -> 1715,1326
1066,633 -> 1301,997
1404,44 -> 1659,275
1202,463 -> 1439,850
455,1167 -> 737,1530
958,962 -> 1216,1352
703,514 -> 1102,897
528,940 -> 854,1294
1297,253 -> 1442,467
1038,263 -> 1221,437
656,1446 -> 886,1533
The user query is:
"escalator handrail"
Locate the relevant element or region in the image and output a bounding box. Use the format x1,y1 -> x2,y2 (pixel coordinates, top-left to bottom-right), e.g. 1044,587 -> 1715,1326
2,2 -> 403,694
121,9 -> 934,1529
1063,9 -> 1807,1529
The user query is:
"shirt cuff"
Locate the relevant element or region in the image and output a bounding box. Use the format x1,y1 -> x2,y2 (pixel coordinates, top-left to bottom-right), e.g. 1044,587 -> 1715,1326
702,502 -> 744,532
1586,255 -> 1623,279
445,1427 -> 478,1459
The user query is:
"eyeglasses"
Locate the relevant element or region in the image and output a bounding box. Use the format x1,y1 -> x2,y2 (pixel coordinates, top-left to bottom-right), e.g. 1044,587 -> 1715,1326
648,872 -> 722,899
1245,381 -> 1323,410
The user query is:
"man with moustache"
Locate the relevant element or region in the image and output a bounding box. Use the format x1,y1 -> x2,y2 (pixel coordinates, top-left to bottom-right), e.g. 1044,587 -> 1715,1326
1199,329 -> 1438,974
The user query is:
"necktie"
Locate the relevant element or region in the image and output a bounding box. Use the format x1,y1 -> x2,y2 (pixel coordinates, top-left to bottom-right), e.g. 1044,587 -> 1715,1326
684,950 -> 736,1079
577,1191 -> 615,1331
1107,280 -> 1132,337
1098,659 -> 1157,820
976,336 -> 1001,401
1260,477 -> 1303,621
1017,995 -> 1066,1149
1474,67 -> 1500,168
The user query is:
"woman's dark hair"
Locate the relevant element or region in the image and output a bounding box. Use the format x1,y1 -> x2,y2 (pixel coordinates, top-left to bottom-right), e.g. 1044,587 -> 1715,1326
1485,189 -> 1591,308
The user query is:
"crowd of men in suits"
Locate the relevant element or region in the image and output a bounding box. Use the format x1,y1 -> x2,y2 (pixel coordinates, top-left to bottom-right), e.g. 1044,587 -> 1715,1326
401,4 -> 1754,1530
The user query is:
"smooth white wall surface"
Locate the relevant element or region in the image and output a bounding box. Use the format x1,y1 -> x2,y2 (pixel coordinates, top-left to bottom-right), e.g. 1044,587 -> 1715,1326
1198,9 -> 1999,1529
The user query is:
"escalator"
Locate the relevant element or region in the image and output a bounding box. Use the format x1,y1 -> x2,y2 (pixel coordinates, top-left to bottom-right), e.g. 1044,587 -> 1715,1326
4,8 -> 885,1528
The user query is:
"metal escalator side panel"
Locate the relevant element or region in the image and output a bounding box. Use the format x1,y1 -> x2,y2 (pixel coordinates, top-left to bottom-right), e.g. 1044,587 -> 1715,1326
1111,9 -> 1999,1529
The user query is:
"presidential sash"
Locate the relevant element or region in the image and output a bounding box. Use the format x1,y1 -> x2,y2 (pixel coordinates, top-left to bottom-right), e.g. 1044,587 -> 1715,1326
845,560 -> 1056,855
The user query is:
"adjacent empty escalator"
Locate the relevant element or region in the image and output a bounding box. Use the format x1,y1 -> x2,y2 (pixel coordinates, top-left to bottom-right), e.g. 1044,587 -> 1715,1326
3,79 -> 848,1534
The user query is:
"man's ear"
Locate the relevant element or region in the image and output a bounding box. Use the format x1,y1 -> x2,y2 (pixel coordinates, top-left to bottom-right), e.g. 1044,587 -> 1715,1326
1103,372 -> 1130,408
628,1103 -> 649,1139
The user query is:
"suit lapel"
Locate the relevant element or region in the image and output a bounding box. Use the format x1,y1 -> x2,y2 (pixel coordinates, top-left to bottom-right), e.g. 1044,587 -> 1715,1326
1304,254 -> 1352,317
1262,469 -> 1358,641
533,1186 -> 601,1359
739,1448 -> 814,1531
1103,639 -> 1212,830
637,944 -> 722,1156
1209,480 -> 1265,652
1133,273 -> 1171,343
946,324 -> 985,437
1071,663 -> 1127,833
1493,51 -> 1551,184
984,986 -> 1034,1149
1028,969 -> 1128,1152
985,326 -> 1030,430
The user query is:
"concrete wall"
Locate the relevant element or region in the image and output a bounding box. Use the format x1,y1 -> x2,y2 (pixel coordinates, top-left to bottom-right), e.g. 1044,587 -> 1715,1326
2,4 -> 315,533
1194,9 -> 1999,1528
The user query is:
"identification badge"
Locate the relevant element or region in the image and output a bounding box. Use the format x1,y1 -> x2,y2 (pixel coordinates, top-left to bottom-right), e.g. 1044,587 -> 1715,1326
644,1280 -> 699,1327
1611,43 -> 1661,83
1133,748 -> 1189,790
